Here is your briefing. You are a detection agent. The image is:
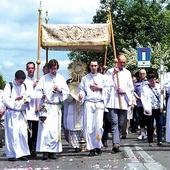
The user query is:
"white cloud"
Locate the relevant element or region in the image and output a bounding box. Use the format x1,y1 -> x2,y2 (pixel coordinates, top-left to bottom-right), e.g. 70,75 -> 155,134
59,59 -> 71,70
0,0 -> 101,83
3,61 -> 15,67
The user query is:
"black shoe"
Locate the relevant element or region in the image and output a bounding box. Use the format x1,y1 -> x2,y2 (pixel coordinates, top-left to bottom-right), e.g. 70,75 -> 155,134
75,148 -> 81,153
95,148 -> 102,155
42,152 -> 48,160
121,135 -> 126,139
112,144 -> 121,153
157,142 -> 164,146
88,149 -> 95,156
31,150 -> 37,157
18,156 -> 28,161
131,129 -> 137,133
48,153 -> 57,159
8,157 -> 17,161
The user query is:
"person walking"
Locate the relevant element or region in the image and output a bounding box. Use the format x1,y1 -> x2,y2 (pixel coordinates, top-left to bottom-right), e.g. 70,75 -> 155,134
35,59 -> 69,160
105,54 -> 134,152
78,58 -> 108,156
63,60 -> 87,152
130,75 -> 138,133
3,70 -> 31,161
141,73 -> 164,146
134,69 -> 148,140
24,61 -> 39,157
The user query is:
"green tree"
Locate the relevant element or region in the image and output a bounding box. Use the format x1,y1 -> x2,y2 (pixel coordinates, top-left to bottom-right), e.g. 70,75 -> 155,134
0,74 -> 6,89
122,40 -> 170,75
68,0 -> 170,73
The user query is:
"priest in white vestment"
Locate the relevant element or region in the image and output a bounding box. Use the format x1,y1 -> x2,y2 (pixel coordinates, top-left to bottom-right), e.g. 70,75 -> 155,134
35,59 -> 69,160
63,81 -> 83,152
78,59 -> 108,156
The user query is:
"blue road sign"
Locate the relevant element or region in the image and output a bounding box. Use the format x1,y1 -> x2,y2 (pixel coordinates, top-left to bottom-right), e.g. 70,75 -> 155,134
137,47 -> 151,67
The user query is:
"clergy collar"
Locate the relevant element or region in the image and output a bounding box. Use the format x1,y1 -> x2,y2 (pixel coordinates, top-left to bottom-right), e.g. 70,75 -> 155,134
90,72 -> 97,76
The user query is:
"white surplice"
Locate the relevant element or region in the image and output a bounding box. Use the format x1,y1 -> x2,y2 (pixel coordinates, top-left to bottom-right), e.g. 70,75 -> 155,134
78,73 -> 108,150
105,68 -> 134,110
24,76 -> 39,121
35,73 -> 69,153
3,81 -> 31,158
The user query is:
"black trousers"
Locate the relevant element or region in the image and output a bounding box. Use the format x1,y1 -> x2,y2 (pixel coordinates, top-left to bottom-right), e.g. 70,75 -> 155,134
102,112 -> 111,141
130,106 -> 139,132
146,109 -> 163,143
28,120 -> 38,152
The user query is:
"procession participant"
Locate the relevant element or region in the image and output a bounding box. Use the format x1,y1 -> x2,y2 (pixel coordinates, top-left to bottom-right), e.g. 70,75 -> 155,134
105,54 -> 134,152
3,70 -> 31,161
134,69 -> 148,140
78,58 -> 108,156
63,61 -> 87,152
163,71 -> 170,142
130,75 -> 138,133
42,63 -> 49,75
24,61 -> 39,157
35,59 -> 69,160
141,73 -> 164,146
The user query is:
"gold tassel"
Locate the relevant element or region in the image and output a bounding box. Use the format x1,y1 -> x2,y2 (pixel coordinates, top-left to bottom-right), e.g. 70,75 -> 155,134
58,135 -> 61,142
96,134 -> 101,141
21,111 -> 32,133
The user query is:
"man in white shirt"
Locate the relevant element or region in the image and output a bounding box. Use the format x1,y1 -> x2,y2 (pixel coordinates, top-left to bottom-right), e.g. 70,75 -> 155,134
24,62 -> 39,157
105,54 -> 134,152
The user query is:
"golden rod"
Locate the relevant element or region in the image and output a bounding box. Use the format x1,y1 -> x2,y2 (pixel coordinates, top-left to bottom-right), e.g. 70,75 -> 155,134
45,10 -> 49,64
103,46 -> 107,74
108,6 -> 122,109
36,1 -> 42,80
35,1 -> 42,112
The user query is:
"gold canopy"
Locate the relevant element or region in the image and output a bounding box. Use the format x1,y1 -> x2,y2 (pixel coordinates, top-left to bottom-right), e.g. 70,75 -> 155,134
41,24 -> 111,52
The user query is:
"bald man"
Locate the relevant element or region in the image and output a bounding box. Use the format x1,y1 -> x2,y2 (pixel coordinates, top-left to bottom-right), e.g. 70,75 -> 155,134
104,54 -> 134,152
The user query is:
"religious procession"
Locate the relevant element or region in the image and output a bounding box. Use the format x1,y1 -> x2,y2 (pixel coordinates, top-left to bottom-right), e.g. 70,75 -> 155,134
0,2 -> 170,167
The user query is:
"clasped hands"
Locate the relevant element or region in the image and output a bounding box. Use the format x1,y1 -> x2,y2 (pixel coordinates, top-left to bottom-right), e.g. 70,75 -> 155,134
90,83 -> 102,91
15,95 -> 30,105
53,85 -> 62,93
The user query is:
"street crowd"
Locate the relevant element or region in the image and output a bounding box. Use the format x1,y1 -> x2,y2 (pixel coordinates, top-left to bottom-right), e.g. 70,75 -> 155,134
0,54 -> 170,161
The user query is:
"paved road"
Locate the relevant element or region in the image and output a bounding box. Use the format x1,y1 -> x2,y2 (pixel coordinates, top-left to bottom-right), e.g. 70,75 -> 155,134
0,132 -> 170,170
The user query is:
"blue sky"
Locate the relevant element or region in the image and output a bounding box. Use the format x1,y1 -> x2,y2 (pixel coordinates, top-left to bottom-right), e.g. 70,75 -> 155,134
0,0 -> 101,83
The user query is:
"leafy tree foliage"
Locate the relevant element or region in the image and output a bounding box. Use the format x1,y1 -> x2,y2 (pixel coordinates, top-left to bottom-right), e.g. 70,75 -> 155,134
122,40 -> 170,77
68,0 -> 170,74
0,74 -> 6,89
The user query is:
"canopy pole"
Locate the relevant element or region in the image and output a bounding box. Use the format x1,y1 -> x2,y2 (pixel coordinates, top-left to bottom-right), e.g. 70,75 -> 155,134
103,46 -> 107,74
36,1 -> 42,80
108,6 -> 122,109
45,10 -> 49,64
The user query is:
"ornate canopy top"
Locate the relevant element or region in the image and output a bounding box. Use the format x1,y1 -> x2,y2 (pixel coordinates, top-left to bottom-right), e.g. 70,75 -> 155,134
41,24 -> 111,52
